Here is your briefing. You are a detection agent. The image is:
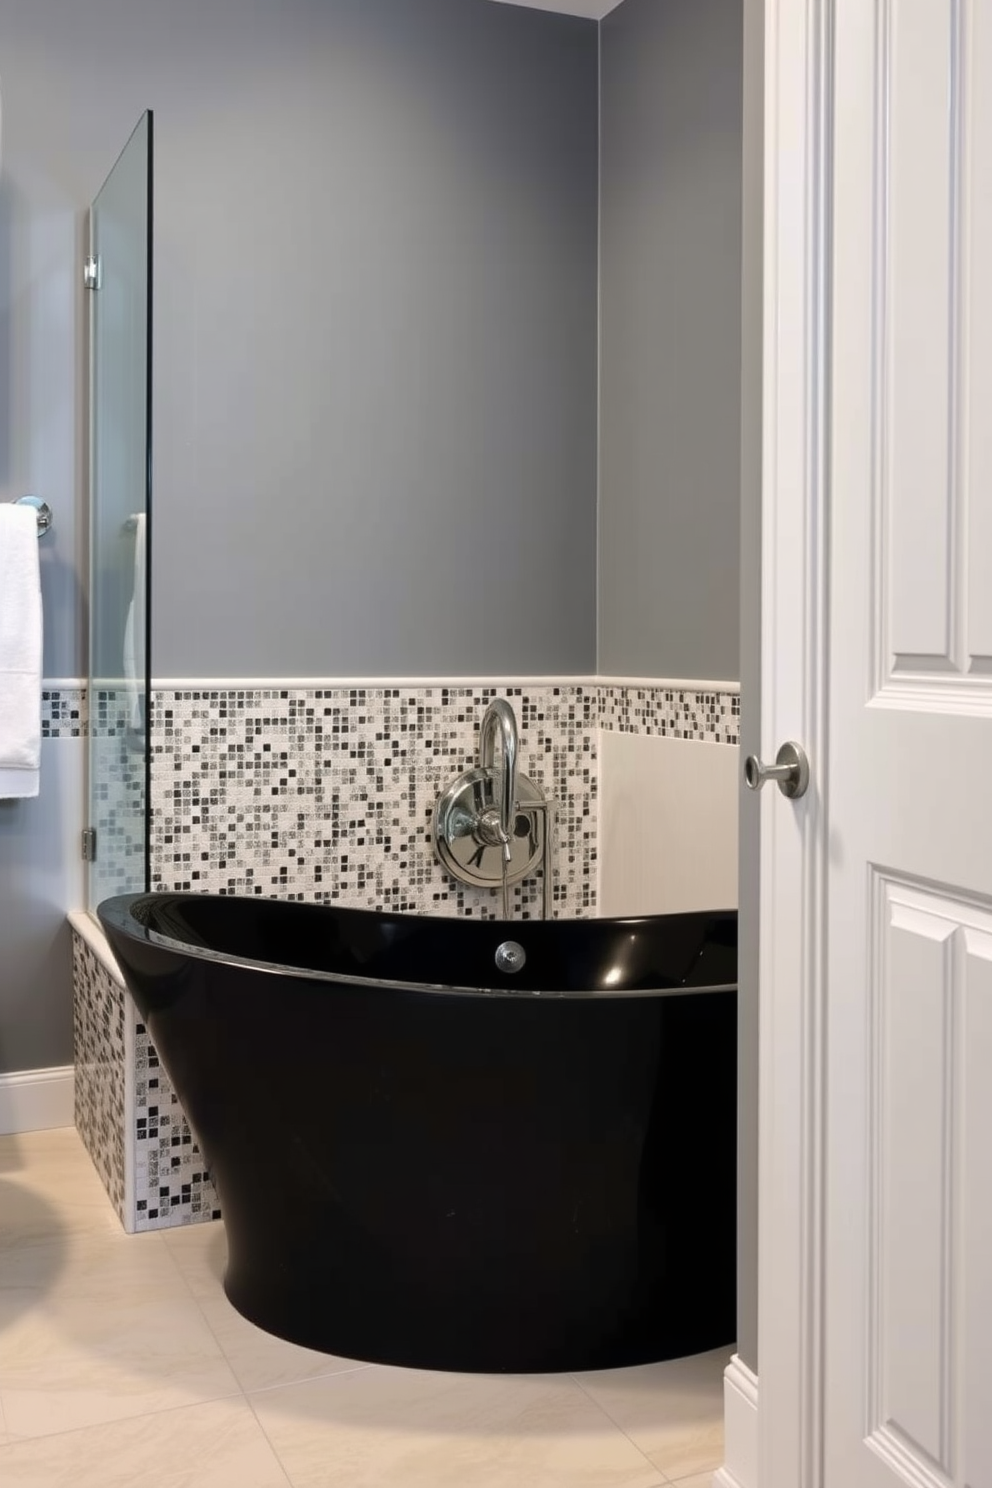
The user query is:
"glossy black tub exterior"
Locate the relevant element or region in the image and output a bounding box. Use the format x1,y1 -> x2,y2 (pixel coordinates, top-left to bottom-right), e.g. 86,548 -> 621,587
99,893 -> 738,1374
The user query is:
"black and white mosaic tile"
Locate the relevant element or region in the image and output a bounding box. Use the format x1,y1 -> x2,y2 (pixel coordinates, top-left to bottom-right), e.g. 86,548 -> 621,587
71,927 -> 221,1233
73,933 -> 127,1226
132,1020 -> 221,1233
150,684 -> 600,919
90,689 -> 147,902
599,686 -> 740,745
41,685 -> 86,738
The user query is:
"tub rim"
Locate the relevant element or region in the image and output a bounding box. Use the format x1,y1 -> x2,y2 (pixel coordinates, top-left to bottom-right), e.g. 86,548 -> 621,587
98,892 -> 738,1002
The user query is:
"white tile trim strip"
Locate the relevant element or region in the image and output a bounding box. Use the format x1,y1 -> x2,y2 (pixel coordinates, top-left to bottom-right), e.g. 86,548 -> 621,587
152,675 -> 603,690
68,910 -> 125,988
714,1354 -> 759,1488
595,676 -> 741,692
0,1066 -> 75,1135
152,674 -> 740,691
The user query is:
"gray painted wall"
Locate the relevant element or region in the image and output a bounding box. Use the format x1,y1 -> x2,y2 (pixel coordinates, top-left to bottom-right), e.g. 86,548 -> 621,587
0,739 -> 84,1075
1,0 -> 599,682
598,0 -> 743,681
737,0 -> 763,1377
0,0 -> 599,1075
152,0 -> 598,677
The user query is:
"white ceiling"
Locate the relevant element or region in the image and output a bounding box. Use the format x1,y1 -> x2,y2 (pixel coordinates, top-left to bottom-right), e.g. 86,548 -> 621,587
488,0 -> 624,19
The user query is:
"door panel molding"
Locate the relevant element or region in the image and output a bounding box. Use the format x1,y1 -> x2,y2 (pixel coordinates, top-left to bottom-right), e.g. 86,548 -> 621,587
873,0 -> 992,706
868,873 -> 960,1474
866,873 -> 992,1488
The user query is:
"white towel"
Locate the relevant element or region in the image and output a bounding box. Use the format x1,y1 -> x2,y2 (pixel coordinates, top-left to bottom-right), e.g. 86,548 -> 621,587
0,505 -> 43,799
122,512 -> 146,733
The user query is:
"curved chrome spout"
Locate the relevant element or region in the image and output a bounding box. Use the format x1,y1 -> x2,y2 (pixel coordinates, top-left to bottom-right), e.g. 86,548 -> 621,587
479,699 -> 518,864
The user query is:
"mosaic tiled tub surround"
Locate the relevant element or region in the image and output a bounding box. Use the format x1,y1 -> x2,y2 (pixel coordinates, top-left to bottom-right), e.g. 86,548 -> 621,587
72,931 -> 126,1222
72,922 -> 221,1234
147,681 -> 739,917
599,684 -> 740,745
150,684 -> 602,919
55,678 -> 738,923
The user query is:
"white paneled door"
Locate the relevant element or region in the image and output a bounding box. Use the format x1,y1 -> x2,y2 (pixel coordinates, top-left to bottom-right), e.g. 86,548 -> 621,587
827,1 -> 992,1485
759,3 -> 992,1487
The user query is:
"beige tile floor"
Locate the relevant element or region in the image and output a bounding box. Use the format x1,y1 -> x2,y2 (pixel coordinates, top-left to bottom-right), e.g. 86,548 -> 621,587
0,1127 -> 730,1487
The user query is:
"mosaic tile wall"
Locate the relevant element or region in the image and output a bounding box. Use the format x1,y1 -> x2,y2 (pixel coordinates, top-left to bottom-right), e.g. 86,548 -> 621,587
599,685 -> 741,745
41,685 -> 86,737
72,929 -> 221,1233
42,684 -> 144,899
73,933 -> 127,1226
90,689 -> 148,902
53,679 -> 738,923
42,682 -> 741,745
149,684 -> 601,919
131,1018 -> 222,1232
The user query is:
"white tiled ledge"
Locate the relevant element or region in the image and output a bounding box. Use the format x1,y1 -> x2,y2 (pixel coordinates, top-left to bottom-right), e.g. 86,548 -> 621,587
45,675 -> 741,692
598,677 -> 740,693
150,675 -> 741,691
68,909 -> 125,988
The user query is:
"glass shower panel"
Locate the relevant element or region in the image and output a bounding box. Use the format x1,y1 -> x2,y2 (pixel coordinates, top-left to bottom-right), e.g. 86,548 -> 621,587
87,112 -> 153,912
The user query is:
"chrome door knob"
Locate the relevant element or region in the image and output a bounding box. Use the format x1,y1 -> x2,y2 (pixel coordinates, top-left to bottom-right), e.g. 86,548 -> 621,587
744,741 -> 810,799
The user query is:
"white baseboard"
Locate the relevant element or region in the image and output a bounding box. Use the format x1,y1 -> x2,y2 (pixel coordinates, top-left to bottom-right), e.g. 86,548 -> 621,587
0,1066 -> 75,1135
714,1354 -> 759,1488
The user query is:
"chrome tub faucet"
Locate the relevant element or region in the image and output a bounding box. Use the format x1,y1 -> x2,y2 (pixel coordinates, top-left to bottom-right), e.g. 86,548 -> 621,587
478,698 -> 518,865
433,697 -> 555,919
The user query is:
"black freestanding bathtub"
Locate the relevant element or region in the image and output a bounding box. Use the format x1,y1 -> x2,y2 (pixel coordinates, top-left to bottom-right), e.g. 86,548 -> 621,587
99,892 -> 738,1373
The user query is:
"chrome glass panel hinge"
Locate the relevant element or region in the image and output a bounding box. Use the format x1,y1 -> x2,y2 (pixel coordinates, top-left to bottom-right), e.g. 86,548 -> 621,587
83,255 -> 102,290
81,827 -> 97,862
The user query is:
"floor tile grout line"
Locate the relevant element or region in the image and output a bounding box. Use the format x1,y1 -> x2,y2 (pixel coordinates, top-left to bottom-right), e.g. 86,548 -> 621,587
154,1229 -> 256,1408
157,1226 -> 378,1398
0,1385 -> 248,1454
244,1360 -> 379,1399
242,1372 -> 675,1488
568,1363 -> 729,1483
568,1370 -> 645,1445
0,1221 -> 246,1446
565,1371 -> 667,1476
243,1385 -> 301,1488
